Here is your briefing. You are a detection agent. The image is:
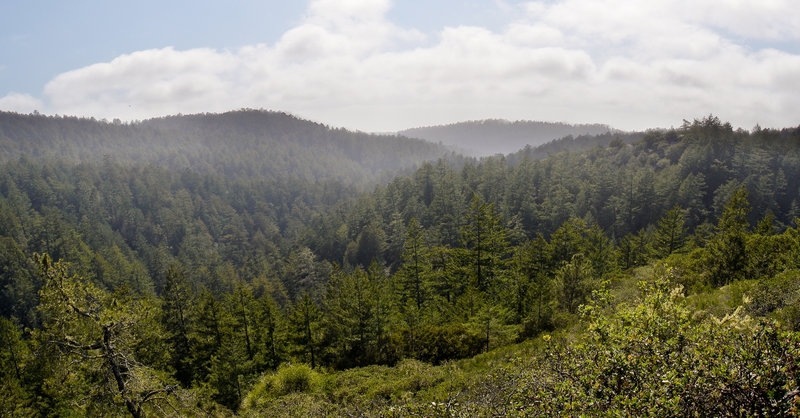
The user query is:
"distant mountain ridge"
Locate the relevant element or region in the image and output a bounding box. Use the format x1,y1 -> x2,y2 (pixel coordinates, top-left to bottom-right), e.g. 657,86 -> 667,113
0,109 -> 449,186
398,119 -> 613,156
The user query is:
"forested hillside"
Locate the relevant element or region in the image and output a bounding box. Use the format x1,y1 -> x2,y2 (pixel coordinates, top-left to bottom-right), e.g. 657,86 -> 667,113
1,115 -> 799,415
399,119 -> 612,156
505,129 -> 645,164
0,109 -> 448,185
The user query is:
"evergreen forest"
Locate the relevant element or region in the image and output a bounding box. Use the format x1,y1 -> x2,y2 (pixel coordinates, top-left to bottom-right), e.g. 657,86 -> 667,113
1,111 -> 799,416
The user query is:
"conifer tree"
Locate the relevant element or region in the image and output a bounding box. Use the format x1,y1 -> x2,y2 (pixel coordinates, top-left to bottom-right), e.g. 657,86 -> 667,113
0,317 -> 33,414
396,218 -> 429,311
512,235 -> 553,331
324,267 -> 376,367
652,206 -> 687,258
461,195 -> 510,293
555,253 -> 594,314
706,188 -> 750,286
253,292 -> 284,370
367,261 -> 395,364
161,265 -> 194,386
35,254 -> 185,417
191,288 -> 225,377
288,293 -> 322,368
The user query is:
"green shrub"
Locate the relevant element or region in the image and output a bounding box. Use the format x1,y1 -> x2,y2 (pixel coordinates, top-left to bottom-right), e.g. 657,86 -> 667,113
277,363 -> 316,394
455,270 -> 800,416
410,323 -> 484,364
240,363 -> 321,411
747,269 -> 800,330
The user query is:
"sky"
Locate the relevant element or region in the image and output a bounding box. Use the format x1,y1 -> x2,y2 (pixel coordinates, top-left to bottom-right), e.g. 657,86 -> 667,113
1,0 -> 799,132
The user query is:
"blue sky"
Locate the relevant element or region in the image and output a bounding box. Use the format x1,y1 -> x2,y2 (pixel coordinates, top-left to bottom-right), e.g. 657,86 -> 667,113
1,1 -> 521,94
1,0 -> 798,132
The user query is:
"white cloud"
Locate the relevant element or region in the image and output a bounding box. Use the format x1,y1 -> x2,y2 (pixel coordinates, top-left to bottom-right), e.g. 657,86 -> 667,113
505,23 -> 564,47
308,0 -> 391,23
0,93 -> 43,113
44,47 -> 239,118
688,0 -> 800,41
27,0 -> 800,132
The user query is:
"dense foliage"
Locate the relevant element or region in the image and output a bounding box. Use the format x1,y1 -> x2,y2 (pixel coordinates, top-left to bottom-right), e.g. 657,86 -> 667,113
1,114 -> 799,415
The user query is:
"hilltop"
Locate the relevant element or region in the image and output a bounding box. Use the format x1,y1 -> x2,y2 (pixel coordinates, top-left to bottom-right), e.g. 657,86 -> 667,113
0,109 -> 449,186
399,119 -> 612,156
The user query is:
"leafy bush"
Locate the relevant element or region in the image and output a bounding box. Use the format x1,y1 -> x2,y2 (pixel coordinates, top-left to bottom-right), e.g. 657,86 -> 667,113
456,270 -> 800,416
747,269 -> 800,330
409,324 -> 484,364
